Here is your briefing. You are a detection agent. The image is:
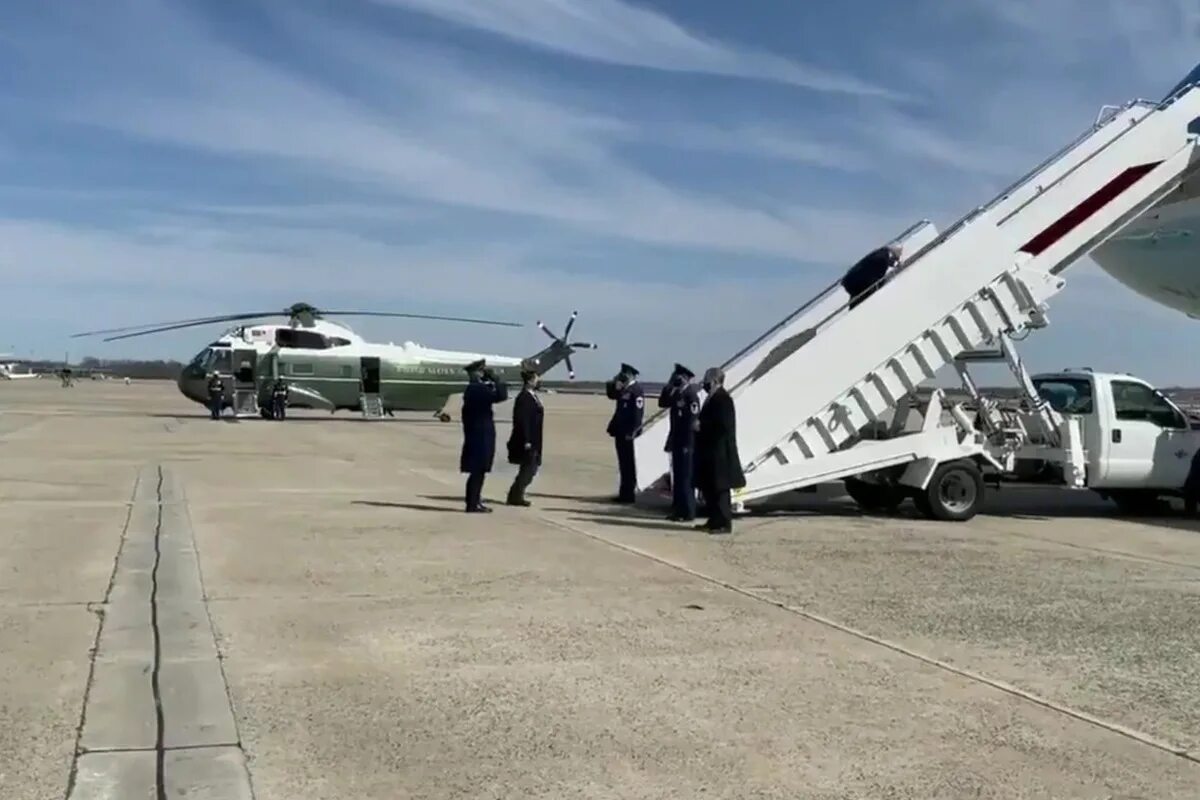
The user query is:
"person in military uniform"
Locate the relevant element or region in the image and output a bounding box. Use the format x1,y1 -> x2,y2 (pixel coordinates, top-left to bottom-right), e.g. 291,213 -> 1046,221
270,377 -> 290,420
695,366 -> 745,534
841,242 -> 902,309
605,363 -> 644,503
659,363 -> 701,521
206,371 -> 224,420
460,359 -> 508,513
506,368 -> 544,506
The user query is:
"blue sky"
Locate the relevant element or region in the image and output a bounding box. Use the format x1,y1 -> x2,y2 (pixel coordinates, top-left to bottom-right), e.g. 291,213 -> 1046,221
1,0 -> 1199,383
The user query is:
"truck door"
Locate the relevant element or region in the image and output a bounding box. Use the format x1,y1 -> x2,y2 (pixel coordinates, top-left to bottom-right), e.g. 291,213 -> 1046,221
1105,379 -> 1194,488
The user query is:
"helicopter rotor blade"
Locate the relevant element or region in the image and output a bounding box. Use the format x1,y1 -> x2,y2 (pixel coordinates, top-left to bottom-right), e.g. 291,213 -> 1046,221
71,313 -> 270,338
99,313 -> 280,342
563,310 -> 578,340
322,311 -> 522,328
569,341 -> 597,350
565,355 -> 575,380
536,321 -> 562,341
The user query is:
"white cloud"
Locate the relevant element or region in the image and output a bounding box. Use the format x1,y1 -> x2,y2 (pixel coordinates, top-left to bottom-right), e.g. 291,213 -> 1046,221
371,0 -> 901,98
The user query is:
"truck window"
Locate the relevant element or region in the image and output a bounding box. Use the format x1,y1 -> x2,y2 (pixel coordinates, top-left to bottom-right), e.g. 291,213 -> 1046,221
1110,380 -> 1186,429
1033,377 -> 1093,414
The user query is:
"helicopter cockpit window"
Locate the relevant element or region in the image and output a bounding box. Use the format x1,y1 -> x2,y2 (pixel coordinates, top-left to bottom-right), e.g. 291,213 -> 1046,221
209,348 -> 232,374
275,328 -> 328,349
328,337 -> 352,347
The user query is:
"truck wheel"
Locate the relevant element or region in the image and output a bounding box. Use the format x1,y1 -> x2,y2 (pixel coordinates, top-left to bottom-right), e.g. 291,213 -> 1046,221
917,460 -> 984,521
845,478 -> 905,512
1108,489 -> 1165,516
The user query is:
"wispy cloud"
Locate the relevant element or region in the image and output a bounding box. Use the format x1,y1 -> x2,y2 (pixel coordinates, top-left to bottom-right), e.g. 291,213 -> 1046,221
372,0 -> 901,98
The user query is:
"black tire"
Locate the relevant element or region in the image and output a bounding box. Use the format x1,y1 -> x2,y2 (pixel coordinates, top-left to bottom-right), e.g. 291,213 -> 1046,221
917,460 -> 984,521
845,477 -> 905,512
1108,489 -> 1165,516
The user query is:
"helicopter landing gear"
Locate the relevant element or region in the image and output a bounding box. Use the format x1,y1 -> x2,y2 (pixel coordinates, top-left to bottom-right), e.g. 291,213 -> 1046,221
435,412 -> 452,423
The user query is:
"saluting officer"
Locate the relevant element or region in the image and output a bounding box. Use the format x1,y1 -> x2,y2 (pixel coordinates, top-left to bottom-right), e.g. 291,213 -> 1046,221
206,371 -> 224,420
659,363 -> 701,521
605,363 -> 644,503
460,359 -> 508,513
506,368 -> 545,506
270,377 -> 289,420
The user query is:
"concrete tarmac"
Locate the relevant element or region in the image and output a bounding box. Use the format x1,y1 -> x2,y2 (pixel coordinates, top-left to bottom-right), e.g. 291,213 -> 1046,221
2,379 -> 1198,799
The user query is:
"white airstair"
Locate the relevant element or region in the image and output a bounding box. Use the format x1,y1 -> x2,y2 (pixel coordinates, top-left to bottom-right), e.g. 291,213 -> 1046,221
634,88 -> 1200,508
360,393 -> 385,419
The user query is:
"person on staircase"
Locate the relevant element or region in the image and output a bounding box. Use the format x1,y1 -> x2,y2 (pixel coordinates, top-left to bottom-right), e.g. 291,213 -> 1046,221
506,368 -> 545,507
695,366 -> 745,534
605,363 -> 645,503
460,360 -> 508,513
841,242 -> 902,309
659,363 -> 701,521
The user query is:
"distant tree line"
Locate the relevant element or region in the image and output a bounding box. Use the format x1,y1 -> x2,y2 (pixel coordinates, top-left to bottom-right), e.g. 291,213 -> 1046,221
23,357 -> 186,380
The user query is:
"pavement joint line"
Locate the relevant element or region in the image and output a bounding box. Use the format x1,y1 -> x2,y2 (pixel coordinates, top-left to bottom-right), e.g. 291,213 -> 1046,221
150,466 -> 167,800
65,464 -> 256,799
62,468 -> 142,800
540,512 -> 1200,767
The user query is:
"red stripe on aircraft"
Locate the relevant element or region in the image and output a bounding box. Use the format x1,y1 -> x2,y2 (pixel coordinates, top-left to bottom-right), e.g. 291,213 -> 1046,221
1018,161 -> 1162,256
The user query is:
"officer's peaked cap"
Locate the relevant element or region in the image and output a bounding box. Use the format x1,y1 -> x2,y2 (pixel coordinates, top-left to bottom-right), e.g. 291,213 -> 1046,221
465,358 -> 486,373
619,362 -> 639,377
673,363 -> 694,379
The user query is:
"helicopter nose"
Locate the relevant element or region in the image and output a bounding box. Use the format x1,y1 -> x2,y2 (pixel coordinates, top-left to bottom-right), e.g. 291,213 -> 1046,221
177,370 -> 205,404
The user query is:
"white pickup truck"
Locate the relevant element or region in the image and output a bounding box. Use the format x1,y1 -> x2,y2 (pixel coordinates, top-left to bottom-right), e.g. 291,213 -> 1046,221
822,368 -> 1200,521
1017,369 -> 1200,512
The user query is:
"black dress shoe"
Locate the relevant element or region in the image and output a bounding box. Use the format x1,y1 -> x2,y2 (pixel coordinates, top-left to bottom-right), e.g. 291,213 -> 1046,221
506,499 -> 531,507
466,505 -> 493,513
707,526 -> 732,535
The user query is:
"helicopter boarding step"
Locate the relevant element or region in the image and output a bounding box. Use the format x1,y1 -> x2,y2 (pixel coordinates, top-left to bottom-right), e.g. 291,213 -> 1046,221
636,86 -> 1200,508
360,393 -> 385,419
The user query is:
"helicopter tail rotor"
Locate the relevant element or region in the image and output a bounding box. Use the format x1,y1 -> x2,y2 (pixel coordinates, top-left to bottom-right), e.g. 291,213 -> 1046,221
529,310 -> 597,379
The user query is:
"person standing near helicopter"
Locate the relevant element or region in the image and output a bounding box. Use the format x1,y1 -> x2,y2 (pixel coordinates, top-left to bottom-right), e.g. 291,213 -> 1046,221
460,359 -> 508,513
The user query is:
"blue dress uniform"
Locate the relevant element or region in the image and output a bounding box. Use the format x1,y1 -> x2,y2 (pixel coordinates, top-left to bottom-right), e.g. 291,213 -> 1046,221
659,363 -> 701,521
460,359 -> 509,513
605,363 -> 644,503
206,373 -> 224,420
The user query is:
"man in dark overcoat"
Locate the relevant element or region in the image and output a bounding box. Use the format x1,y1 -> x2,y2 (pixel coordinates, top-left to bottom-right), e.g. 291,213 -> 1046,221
695,366 -> 745,534
460,359 -> 508,513
506,368 -> 544,506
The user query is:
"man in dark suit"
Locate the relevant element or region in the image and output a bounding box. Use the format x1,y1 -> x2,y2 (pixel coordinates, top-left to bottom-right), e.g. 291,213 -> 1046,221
695,366 -> 745,534
506,368 -> 544,507
605,363 -> 644,503
841,242 -> 902,309
460,359 -> 508,513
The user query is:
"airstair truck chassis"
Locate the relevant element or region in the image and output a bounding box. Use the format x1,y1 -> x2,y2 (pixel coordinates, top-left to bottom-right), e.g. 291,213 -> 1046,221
634,85 -> 1200,521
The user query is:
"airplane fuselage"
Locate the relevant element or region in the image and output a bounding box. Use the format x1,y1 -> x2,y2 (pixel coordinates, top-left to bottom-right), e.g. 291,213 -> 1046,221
1091,171 -> 1200,317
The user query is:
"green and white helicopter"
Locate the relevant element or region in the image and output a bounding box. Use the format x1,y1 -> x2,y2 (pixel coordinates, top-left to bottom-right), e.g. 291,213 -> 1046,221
71,303 -> 596,419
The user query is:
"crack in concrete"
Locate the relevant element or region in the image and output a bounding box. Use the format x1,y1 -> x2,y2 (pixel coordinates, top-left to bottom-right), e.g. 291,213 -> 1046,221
151,467 -> 167,800
62,469 -> 142,800
65,464 -> 255,799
